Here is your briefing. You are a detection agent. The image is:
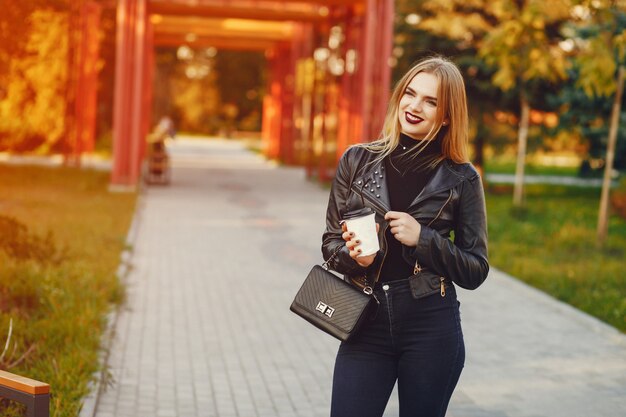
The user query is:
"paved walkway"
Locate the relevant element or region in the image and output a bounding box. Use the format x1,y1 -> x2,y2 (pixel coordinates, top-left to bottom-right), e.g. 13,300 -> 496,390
87,138 -> 626,417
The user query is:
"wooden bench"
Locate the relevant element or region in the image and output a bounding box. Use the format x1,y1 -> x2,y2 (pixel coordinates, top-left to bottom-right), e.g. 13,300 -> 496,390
0,370 -> 49,417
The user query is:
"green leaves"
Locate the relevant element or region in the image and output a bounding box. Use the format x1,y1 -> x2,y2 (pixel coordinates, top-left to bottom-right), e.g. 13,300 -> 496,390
577,37 -> 617,97
570,2 -> 626,98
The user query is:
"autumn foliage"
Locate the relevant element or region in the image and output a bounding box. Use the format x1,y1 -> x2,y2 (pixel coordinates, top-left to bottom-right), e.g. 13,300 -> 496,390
0,3 -> 71,153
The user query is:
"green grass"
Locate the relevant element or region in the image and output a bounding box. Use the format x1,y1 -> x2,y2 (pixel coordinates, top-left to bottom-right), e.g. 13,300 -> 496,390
484,160 -> 580,176
0,165 -> 136,417
486,184 -> 626,332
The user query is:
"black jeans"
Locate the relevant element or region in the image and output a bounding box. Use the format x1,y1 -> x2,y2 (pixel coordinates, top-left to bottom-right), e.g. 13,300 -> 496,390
330,279 -> 464,417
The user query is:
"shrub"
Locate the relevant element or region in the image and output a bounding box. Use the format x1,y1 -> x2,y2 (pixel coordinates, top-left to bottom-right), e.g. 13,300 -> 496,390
0,215 -> 66,264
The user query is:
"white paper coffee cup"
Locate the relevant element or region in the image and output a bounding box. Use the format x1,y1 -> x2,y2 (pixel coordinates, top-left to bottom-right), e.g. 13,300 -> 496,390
342,210 -> 379,257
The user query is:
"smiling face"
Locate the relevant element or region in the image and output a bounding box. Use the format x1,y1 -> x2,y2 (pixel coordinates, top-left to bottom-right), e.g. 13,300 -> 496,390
398,71 -> 445,140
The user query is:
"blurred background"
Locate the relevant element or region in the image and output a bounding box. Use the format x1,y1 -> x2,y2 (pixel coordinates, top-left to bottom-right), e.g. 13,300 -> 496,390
1,1 -> 625,183
0,1 -> 625,176
0,1 -> 625,416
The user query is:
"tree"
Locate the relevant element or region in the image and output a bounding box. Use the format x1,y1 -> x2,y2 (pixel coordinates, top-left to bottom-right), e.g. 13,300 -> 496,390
419,0 -> 572,207
393,2 -> 508,171
568,0 -> 626,244
598,64 -> 625,244
0,1 -> 67,87
0,8 -> 69,152
550,67 -> 626,174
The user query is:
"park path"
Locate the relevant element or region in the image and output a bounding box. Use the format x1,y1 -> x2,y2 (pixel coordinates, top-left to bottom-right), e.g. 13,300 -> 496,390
485,173 -> 609,187
85,137 -> 626,417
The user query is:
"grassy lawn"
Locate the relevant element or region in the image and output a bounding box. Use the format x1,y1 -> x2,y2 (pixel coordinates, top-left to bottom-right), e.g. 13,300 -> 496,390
0,165 -> 136,417
484,160 -> 581,177
486,183 -> 626,332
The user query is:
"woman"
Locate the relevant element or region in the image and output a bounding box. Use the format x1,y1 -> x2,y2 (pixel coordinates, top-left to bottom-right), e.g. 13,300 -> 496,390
321,56 -> 489,417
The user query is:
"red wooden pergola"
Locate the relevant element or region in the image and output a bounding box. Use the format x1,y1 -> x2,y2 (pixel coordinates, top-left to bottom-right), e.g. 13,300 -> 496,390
91,0 -> 393,188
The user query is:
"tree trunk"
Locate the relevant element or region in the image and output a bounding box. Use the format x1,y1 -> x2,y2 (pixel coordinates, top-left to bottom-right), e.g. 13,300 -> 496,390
597,65 -> 625,245
513,90 -> 530,208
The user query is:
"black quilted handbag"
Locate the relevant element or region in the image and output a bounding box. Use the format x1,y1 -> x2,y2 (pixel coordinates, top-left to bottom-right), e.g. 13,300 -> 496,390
290,249 -> 379,342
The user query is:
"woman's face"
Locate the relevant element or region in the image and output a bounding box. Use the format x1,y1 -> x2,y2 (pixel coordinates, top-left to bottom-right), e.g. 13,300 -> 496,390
398,71 -> 443,140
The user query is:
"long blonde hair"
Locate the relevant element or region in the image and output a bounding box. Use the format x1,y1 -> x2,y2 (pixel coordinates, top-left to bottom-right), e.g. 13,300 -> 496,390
359,56 -> 469,164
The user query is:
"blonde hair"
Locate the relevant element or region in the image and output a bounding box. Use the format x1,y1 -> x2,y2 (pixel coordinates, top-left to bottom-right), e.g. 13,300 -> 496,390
359,56 -> 469,164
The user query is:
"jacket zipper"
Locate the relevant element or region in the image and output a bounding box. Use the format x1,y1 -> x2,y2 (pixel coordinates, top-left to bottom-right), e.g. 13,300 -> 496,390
412,189 -> 454,297
349,184 -> 389,287
357,187 -> 389,286
373,223 -> 389,285
426,189 -> 454,227
354,185 -> 453,292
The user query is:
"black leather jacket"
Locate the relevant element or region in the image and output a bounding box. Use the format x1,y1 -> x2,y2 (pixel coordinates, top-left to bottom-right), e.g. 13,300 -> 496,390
322,145 -> 489,299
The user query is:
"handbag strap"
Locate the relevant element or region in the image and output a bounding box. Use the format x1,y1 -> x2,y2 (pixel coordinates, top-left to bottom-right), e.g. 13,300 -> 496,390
322,157 -> 357,272
322,152 -> 375,296
321,244 -> 343,271
322,245 -> 374,295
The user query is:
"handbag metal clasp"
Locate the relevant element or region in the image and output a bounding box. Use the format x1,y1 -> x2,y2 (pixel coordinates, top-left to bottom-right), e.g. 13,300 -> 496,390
363,286 -> 373,295
316,301 -> 335,318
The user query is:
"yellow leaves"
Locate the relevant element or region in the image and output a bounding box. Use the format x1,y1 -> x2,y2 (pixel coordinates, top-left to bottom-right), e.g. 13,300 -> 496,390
534,0 -> 574,21
419,0 -> 494,40
615,29 -> 626,61
577,36 -> 617,97
550,46 -> 569,79
0,9 -> 68,152
419,12 -> 491,40
492,64 -> 518,91
529,48 -> 542,61
415,0 -> 621,100
475,1 -> 571,90
487,0 -> 517,21
421,0 -> 456,13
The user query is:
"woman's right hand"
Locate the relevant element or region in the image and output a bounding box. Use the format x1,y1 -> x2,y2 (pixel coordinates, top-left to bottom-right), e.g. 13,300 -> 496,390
341,222 -> 379,267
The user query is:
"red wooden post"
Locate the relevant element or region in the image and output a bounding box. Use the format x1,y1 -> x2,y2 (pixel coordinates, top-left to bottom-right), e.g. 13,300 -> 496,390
336,8 -> 356,161
141,17 -> 155,164
265,49 -> 282,160
75,2 -> 102,156
261,94 -> 273,158
129,0 -> 148,184
111,0 -> 131,187
371,0 -> 393,137
111,0 -> 148,189
357,0 -> 376,144
279,42 -> 296,165
292,24 -> 314,171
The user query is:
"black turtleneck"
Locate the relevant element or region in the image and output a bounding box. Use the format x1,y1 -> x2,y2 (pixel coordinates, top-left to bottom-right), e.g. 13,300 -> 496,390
379,133 -> 442,283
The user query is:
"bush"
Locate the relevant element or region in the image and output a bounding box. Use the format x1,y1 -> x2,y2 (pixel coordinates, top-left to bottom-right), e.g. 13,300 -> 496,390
0,215 -> 65,264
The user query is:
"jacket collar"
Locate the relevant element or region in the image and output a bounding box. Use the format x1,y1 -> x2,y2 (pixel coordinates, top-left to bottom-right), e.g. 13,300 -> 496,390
408,160 -> 465,208
355,159 -> 466,215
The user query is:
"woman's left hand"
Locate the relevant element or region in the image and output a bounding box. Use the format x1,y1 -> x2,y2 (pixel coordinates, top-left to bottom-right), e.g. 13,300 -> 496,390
384,211 -> 421,247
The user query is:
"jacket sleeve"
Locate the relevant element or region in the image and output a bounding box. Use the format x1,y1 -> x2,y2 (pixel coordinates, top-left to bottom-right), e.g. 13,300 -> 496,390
407,174 -> 489,289
321,148 -> 368,276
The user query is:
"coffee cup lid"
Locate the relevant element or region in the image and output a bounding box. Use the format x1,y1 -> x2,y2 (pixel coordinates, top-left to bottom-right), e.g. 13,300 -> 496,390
341,207 -> 374,221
